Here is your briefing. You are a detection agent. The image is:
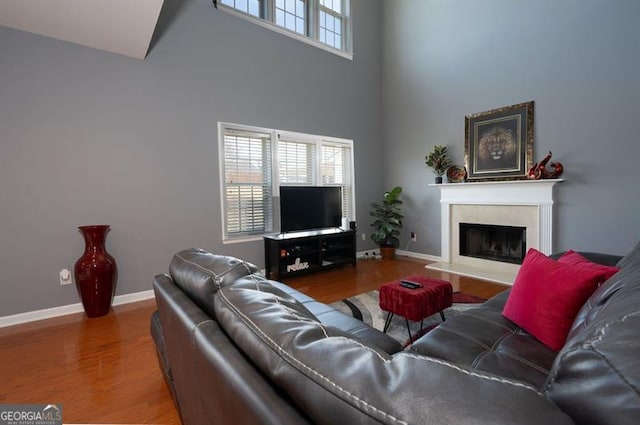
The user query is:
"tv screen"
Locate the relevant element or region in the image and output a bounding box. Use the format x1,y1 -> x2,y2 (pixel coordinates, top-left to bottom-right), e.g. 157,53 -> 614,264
280,186 -> 343,233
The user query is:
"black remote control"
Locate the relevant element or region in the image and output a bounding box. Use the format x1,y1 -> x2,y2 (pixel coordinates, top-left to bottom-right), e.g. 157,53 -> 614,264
399,280 -> 422,289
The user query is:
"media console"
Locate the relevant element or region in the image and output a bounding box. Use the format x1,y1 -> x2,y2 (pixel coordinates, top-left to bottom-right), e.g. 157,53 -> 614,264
264,229 -> 356,280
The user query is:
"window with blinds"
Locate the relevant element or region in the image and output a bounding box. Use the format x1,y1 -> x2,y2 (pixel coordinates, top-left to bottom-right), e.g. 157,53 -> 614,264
219,123 -> 354,242
222,129 -> 273,238
321,143 -> 352,220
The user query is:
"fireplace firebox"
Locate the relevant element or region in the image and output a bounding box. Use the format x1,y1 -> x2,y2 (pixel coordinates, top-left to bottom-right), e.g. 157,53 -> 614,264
459,223 -> 526,265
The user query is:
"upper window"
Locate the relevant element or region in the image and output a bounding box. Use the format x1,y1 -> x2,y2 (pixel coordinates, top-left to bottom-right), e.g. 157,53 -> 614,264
219,122 -> 355,242
318,0 -> 344,50
275,0 -> 306,35
219,0 -> 352,58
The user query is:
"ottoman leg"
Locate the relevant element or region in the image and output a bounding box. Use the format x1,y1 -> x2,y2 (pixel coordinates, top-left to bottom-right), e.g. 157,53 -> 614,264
405,319 -> 413,345
383,312 -> 394,333
440,311 -> 446,321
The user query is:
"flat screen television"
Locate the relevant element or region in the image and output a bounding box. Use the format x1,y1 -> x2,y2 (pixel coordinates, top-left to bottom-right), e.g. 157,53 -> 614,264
280,186 -> 343,233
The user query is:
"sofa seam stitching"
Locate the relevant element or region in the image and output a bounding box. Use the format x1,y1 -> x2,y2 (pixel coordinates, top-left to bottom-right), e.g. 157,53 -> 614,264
175,253 -> 258,289
399,352 -> 543,394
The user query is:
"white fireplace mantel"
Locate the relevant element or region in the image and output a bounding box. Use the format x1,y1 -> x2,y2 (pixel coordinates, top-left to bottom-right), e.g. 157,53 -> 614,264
428,179 -> 563,284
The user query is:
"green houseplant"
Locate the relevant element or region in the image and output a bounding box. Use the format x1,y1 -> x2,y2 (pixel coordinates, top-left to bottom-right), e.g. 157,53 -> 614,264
369,186 -> 403,259
425,145 -> 452,183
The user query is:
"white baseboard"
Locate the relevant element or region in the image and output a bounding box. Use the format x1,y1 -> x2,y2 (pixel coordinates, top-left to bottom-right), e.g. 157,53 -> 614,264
357,249 -> 441,263
0,289 -> 155,328
396,249 -> 441,262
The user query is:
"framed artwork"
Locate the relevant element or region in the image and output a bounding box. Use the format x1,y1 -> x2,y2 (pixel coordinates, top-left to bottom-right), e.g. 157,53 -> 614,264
464,101 -> 534,181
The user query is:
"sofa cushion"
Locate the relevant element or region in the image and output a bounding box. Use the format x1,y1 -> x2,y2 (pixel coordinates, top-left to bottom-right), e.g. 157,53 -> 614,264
412,290 -> 557,388
214,283 -> 574,425
268,281 -> 403,354
558,250 -> 619,282
168,248 -> 262,317
503,248 -> 607,351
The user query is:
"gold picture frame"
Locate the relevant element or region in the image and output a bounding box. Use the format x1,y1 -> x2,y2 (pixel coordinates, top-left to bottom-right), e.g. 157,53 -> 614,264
464,101 -> 534,181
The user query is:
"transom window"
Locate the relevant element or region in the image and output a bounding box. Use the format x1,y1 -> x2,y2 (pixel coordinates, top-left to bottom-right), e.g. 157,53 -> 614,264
318,0 -> 344,49
218,0 -> 351,58
219,122 -> 355,242
275,0 -> 306,34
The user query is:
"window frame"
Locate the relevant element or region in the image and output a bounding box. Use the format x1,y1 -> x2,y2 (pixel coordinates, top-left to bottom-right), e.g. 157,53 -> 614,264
218,0 -> 352,60
219,122 -> 356,243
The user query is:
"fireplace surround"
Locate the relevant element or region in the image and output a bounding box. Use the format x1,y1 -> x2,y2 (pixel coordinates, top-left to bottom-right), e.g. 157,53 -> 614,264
426,179 -> 563,284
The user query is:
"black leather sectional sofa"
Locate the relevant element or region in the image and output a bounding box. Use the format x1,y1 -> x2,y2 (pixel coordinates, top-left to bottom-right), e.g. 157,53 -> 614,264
151,243 -> 640,424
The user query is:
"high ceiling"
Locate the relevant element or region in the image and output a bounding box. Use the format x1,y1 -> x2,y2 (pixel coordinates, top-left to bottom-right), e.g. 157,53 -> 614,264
0,0 -> 165,59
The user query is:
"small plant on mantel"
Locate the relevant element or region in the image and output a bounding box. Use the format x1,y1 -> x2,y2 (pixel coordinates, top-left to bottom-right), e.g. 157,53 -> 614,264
425,144 -> 452,184
369,186 -> 403,260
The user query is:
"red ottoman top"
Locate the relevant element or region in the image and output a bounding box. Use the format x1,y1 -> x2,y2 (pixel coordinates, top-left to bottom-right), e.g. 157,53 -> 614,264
379,275 -> 453,322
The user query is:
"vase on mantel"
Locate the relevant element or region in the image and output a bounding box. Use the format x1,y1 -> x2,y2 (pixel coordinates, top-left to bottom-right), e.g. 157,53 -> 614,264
74,225 -> 117,318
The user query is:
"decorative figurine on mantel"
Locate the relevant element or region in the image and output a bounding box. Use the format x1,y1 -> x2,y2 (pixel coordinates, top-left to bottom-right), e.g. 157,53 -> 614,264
425,144 -> 453,184
527,151 -> 564,180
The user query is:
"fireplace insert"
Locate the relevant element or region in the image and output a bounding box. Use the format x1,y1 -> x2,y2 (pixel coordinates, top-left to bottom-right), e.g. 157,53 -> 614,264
459,223 -> 526,264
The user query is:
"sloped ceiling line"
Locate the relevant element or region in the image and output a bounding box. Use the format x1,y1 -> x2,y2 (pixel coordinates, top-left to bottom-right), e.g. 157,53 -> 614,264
0,0 -> 165,60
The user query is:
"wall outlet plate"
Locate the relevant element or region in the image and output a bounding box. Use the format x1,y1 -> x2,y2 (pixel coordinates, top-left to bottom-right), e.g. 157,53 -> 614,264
59,269 -> 73,286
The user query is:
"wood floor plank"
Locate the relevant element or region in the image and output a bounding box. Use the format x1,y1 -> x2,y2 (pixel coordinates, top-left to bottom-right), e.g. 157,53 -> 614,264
0,256 -> 508,424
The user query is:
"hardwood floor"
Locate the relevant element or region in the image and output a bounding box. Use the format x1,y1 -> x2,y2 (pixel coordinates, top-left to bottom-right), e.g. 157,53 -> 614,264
0,299 -> 181,425
284,255 -> 508,302
0,256 -> 507,424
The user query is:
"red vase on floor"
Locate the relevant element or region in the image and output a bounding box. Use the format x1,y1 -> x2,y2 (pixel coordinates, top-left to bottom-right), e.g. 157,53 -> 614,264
74,225 -> 117,318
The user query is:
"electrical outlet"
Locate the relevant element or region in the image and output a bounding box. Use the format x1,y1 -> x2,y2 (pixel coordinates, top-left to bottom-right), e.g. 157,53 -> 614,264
59,268 -> 73,286
410,232 -> 417,242
361,233 -> 366,241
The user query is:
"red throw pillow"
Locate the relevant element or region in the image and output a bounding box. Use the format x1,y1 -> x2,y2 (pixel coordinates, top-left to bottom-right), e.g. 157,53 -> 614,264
558,250 -> 619,283
503,248 -> 607,351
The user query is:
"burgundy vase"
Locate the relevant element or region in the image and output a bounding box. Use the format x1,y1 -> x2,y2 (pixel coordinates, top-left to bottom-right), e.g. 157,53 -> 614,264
74,225 -> 117,318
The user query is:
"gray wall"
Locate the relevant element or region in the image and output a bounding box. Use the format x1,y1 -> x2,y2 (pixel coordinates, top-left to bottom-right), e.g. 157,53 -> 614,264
4,0 -> 638,317
382,0 -> 640,257
0,0 -> 383,316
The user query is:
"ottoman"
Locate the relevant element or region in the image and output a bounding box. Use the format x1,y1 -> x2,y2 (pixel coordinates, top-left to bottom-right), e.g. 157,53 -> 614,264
379,275 -> 453,343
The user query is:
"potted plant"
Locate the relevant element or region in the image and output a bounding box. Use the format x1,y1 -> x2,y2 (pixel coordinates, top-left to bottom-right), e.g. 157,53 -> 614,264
369,186 -> 403,260
425,144 -> 452,184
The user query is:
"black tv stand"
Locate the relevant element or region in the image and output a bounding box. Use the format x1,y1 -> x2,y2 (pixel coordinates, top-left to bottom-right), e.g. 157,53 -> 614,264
264,229 -> 356,280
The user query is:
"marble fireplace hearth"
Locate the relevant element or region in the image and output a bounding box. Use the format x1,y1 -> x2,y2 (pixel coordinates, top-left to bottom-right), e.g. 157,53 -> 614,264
426,179 -> 563,285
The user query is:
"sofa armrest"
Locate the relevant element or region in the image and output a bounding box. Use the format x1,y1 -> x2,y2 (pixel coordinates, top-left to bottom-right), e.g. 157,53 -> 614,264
549,251 -> 623,266
153,274 -> 311,425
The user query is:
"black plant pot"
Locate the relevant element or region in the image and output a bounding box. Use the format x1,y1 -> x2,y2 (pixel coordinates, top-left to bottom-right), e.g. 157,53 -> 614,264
435,176 -> 443,184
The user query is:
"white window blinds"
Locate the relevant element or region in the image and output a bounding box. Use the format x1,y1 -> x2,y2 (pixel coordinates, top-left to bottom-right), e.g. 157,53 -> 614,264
321,143 -> 353,220
278,139 -> 315,184
223,129 -> 273,237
